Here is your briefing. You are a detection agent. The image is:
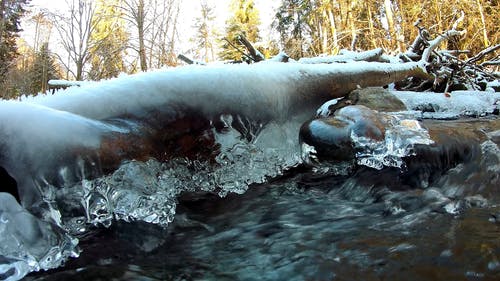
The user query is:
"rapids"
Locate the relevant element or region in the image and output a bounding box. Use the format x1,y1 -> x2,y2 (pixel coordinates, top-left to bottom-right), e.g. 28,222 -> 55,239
23,121 -> 500,280
12,112 -> 500,281
0,61 -> 498,280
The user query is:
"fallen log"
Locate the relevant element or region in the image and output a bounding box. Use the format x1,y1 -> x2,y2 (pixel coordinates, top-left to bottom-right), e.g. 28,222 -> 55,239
237,34 -> 265,62
0,61 -> 430,210
298,48 -> 384,64
30,62 -> 431,121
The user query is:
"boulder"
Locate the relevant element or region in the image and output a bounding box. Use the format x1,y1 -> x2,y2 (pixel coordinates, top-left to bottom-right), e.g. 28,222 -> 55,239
347,87 -> 407,112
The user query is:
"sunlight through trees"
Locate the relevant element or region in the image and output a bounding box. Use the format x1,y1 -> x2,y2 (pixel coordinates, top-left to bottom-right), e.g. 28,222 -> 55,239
0,0 -> 498,98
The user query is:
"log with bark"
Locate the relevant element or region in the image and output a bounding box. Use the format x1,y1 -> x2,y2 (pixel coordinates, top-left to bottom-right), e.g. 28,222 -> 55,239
1,60 -> 429,209
0,20 -> 498,215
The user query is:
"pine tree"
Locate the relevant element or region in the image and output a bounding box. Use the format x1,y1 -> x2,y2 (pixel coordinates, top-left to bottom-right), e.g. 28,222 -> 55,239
192,1 -> 218,63
219,0 -> 261,62
27,42 -> 59,95
0,0 -> 30,83
88,0 -> 128,80
274,0 -> 312,59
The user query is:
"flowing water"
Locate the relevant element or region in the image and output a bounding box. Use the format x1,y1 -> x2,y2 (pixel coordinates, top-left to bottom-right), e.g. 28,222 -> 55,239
1,62 -> 499,281
23,172 -> 500,281
17,114 -> 499,281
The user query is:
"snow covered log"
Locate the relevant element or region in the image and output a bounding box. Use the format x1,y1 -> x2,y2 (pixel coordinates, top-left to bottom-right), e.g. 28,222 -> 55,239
298,48 -> 385,64
0,61 -> 429,209
32,62 -> 431,120
47,80 -> 89,87
47,79 -> 91,94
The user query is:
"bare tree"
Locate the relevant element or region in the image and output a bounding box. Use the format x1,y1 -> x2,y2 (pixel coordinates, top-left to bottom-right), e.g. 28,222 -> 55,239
120,0 -> 180,71
119,0 -> 147,71
50,0 -> 98,80
148,0 -> 180,67
30,12 -> 53,52
192,1 -> 218,63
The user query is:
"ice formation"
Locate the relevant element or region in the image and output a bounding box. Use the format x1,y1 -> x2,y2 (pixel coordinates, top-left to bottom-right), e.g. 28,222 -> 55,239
0,61 -> 493,280
0,193 -> 79,281
352,116 -> 434,170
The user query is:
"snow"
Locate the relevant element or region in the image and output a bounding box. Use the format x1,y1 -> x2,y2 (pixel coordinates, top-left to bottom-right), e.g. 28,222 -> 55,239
0,61 -> 426,210
21,61 -> 424,121
391,90 -> 500,118
1,60 -> 495,280
316,97 -> 343,117
30,63 -> 309,121
487,80 -> 500,92
298,48 -> 384,64
268,51 -> 291,62
47,79 -> 91,87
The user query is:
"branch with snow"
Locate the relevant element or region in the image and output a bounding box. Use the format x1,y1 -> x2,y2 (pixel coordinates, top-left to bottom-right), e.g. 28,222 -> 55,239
298,48 -> 384,64
48,80 -> 90,87
237,35 -> 265,63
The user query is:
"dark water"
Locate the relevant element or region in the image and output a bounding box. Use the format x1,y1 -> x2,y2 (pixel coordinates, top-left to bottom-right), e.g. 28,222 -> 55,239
17,116 -> 499,281
25,159 -> 500,281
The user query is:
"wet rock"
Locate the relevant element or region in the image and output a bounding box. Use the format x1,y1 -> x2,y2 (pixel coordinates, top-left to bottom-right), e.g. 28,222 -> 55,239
300,105 -> 386,162
301,104 -> 499,192
316,88 -> 408,117
347,87 -> 407,112
489,213 -> 500,223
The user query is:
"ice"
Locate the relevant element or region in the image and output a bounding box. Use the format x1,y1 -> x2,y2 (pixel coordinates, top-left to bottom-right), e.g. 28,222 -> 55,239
316,97 -> 343,117
1,61 -> 429,219
78,160 -> 179,227
351,116 -> 434,170
0,60 -> 442,279
0,193 -> 79,281
66,114 -> 305,227
212,117 -> 303,196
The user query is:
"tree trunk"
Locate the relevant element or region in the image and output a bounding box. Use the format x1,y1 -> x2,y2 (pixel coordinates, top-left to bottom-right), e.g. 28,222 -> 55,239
327,8 -> 338,53
76,60 -> 83,81
384,0 -> 398,51
367,4 -> 377,49
348,2 -> 357,50
137,0 -> 147,72
476,0 -> 490,47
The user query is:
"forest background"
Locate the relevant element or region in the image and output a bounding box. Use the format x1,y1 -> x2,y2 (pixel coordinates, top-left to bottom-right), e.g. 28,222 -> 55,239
0,0 -> 498,98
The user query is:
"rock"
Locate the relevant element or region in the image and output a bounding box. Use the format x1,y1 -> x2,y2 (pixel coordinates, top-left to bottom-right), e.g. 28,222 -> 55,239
347,87 -> 407,112
300,105 -> 499,191
300,105 -> 387,162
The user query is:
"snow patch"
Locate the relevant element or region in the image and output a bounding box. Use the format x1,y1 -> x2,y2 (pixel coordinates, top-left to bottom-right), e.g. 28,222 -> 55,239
391,91 -> 500,118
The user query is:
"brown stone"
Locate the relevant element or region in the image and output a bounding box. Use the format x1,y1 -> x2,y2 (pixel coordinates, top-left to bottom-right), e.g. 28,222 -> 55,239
348,87 -> 407,112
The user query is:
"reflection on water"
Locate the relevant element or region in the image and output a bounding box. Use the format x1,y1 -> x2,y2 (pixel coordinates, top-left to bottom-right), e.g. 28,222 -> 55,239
26,158 -> 499,280
16,114 -> 500,281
